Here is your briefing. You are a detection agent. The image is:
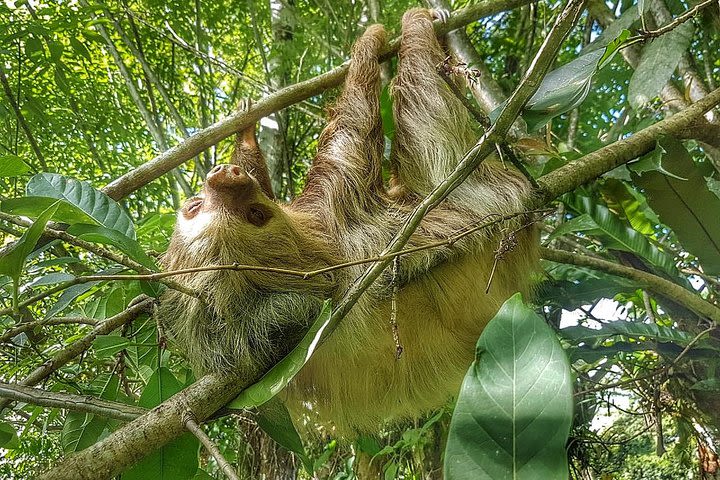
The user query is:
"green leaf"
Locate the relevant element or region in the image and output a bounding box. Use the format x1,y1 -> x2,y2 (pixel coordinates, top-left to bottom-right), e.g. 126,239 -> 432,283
69,37 -> 91,61
26,272 -> 75,288
93,335 -> 130,359
47,40 -> 64,62
256,397 -> 312,473
66,224 -> 158,271
628,22 -> 694,110
632,137 -> 720,275
546,213 -> 598,241
24,36 -> 44,58
559,321 -> 698,346
569,195 -> 679,277
2,196 -> 97,226
600,178 -> 658,235
0,201 -> 59,281
124,367 -> 199,480
0,421 -> 19,449
229,300 -> 332,409
43,267 -> 122,319
444,294 -> 573,479
537,276 -> 637,310
0,155 -> 31,177
26,173 -> 135,238
521,49 -> 604,132
61,375 -> 119,452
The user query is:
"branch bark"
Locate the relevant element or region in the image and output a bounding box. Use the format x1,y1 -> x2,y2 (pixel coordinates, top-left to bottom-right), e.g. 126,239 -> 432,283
0,383 -> 146,422
540,247 -> 720,323
100,0 -> 532,201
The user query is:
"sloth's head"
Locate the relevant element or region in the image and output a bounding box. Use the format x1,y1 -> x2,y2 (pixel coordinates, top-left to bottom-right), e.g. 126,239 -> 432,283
163,163 -> 336,295
172,163 -> 282,256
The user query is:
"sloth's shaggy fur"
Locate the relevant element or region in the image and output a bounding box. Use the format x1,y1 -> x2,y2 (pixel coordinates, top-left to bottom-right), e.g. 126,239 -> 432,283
158,9 -> 538,433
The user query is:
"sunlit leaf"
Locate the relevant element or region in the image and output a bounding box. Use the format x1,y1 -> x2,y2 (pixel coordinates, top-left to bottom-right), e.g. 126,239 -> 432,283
444,294 -> 573,479
229,300 -> 332,409
628,22 -> 694,110
0,155 -> 31,177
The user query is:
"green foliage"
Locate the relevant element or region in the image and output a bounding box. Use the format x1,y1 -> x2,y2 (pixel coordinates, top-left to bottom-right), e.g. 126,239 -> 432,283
1,0 -> 719,478
444,294 -> 574,480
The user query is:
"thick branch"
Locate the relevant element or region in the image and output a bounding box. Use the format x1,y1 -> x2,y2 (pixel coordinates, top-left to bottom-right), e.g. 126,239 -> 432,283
540,247 -> 720,323
39,372 -> 242,480
100,0 -> 531,201
534,85 -> 720,203
0,383 -> 146,422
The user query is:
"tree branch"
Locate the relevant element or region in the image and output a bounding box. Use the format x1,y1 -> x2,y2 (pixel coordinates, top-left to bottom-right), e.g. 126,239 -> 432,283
540,247 -> 720,323
0,382 -> 147,422
534,85 -> 720,203
100,0 -> 532,201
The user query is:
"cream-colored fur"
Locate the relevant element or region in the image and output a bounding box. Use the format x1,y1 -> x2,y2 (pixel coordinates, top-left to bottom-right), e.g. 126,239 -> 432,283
159,9 -> 538,434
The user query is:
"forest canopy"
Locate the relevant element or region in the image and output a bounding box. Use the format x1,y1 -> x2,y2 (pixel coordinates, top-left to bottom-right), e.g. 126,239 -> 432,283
1,0 -> 720,479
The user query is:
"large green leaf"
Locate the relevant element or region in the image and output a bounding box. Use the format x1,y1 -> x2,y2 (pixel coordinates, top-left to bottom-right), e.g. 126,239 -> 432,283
228,300 -> 332,409
569,195 -> 678,277
25,173 -> 135,238
67,223 -> 158,271
632,137 -> 720,275
628,22 -> 694,110
0,202 -> 59,281
0,154 -> 31,177
256,397 -> 312,473
61,374 -> 119,452
444,294 -> 573,480
123,367 -> 199,480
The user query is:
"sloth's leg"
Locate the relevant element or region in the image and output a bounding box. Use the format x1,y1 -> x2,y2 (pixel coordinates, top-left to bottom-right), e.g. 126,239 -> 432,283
390,8 -> 477,197
295,25 -> 387,224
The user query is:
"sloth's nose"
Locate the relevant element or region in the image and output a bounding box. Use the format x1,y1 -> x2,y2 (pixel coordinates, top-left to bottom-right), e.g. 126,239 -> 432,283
206,164 -> 251,189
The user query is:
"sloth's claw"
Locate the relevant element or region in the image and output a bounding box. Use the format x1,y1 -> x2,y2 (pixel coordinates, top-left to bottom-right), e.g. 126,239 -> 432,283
430,8 -> 450,23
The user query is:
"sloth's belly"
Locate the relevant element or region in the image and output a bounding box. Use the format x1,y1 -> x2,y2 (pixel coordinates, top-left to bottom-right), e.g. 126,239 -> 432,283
287,252 -> 520,433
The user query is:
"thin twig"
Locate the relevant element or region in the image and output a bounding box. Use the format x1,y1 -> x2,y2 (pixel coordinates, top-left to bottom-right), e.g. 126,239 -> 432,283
183,411 -> 240,480
629,0 -> 715,42
0,209 -> 551,315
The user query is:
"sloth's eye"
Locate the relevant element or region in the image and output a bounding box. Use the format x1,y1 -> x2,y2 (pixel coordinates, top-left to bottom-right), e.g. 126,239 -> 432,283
247,205 -> 270,227
183,199 -> 203,218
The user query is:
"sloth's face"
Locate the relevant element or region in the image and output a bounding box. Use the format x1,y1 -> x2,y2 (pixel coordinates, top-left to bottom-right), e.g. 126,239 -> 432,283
164,163 -> 299,273
176,164 -> 281,243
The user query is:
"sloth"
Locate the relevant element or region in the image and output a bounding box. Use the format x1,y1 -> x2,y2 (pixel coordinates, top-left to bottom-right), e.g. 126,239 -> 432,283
158,9 -> 537,432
